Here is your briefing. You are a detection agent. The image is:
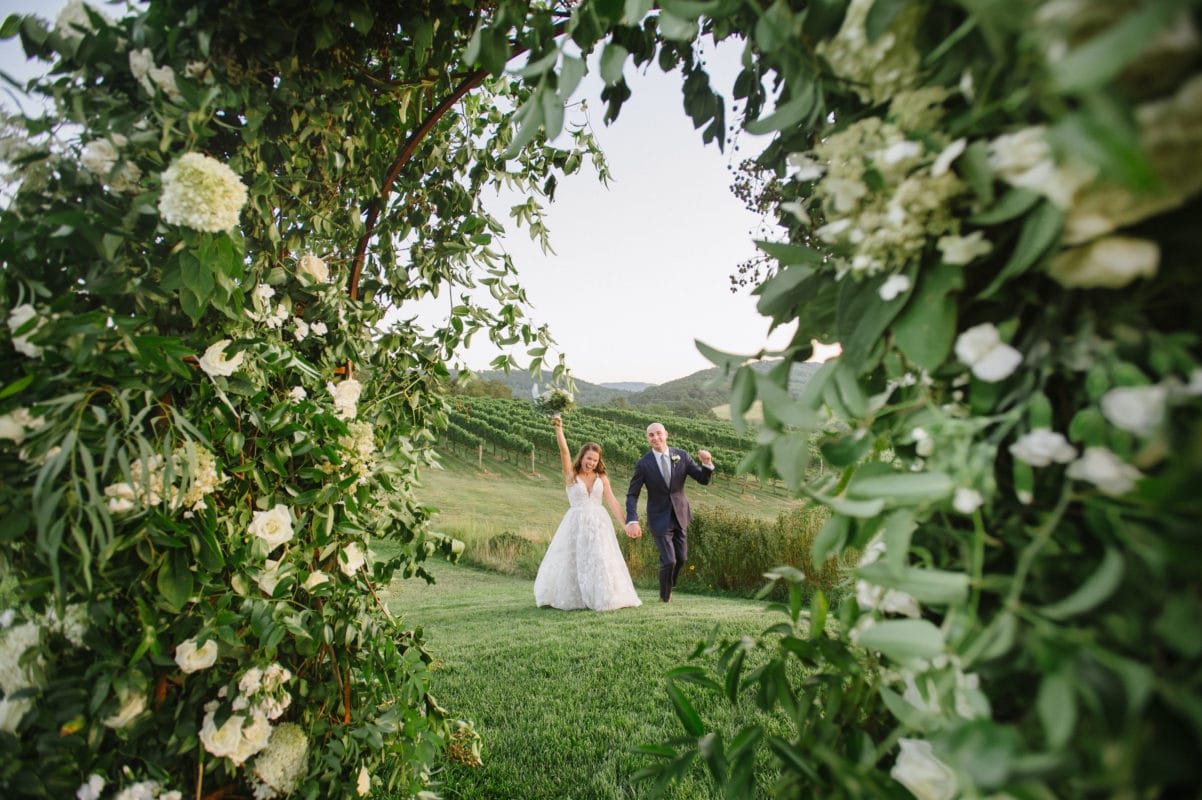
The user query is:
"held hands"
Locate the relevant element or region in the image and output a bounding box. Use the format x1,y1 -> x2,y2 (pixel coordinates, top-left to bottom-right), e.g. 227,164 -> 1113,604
624,521 -> 642,539
552,416 -> 562,430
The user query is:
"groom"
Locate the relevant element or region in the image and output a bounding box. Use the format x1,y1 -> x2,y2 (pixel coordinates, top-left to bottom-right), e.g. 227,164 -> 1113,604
625,422 -> 714,603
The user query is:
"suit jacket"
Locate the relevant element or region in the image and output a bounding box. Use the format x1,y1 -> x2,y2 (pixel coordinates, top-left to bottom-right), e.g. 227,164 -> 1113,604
625,447 -> 713,535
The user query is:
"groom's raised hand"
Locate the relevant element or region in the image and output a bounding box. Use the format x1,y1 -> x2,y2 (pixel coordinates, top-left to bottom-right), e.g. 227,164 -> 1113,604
698,449 -> 714,467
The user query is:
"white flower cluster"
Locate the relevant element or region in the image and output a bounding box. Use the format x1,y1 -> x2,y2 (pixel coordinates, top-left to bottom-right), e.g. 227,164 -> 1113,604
954,323 -> 1022,383
853,537 -> 920,621
80,135 -> 142,193
104,443 -> 223,514
111,779 -> 181,800
816,0 -> 923,105
797,107 -> 970,277
338,421 -> 377,484
7,303 -> 46,358
128,48 -> 181,101
158,152 -> 248,233
53,1 -> 110,41
252,722 -> 309,800
200,663 -> 293,766
0,406 -> 45,445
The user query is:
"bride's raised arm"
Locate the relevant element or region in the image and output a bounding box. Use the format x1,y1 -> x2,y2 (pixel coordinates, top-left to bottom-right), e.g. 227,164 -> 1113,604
553,416 -> 574,485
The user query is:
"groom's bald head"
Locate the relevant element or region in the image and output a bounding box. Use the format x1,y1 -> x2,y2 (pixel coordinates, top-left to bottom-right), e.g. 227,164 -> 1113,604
645,422 -> 668,452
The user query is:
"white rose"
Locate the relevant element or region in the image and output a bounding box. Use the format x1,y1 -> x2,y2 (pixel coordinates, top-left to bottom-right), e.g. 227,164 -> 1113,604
257,559 -> 283,596
357,764 -> 371,796
7,303 -> 44,358
954,323 -> 1023,382
297,254 -> 329,283
328,378 -> 362,420
232,709 -> 272,764
302,571 -> 329,591
1048,236 -> 1159,289
1066,447 -> 1142,496
1100,385 -> 1167,436
174,637 -> 218,673
198,339 -> 245,378
249,504 -> 293,548
200,709 -> 244,758
239,666 -> 264,695
340,542 -> 366,577
1008,429 -> 1078,467
75,774 -> 105,800
890,738 -> 958,800
80,139 -> 119,176
102,687 -> 147,729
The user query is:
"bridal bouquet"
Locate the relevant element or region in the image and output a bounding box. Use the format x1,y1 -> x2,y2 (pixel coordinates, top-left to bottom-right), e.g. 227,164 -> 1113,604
532,384 -> 576,417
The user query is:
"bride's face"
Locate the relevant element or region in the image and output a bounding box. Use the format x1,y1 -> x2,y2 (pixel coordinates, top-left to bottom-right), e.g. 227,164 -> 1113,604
580,450 -> 599,472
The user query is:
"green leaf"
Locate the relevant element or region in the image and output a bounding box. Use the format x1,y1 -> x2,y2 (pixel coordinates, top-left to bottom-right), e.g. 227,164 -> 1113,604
855,619 -> 944,662
754,0 -> 794,53
757,373 -> 818,429
810,590 -> 828,640
1037,672 -> 1076,750
157,550 -> 193,613
969,188 -> 1041,226
1050,1 -> 1184,93
624,0 -> 655,23
0,373 -> 34,400
657,11 -> 700,40
541,88 -> 565,141
770,432 -> 811,490
825,361 -> 868,419
811,514 -> 849,565
980,201 -> 1065,298
1039,546 -> 1124,620
754,239 -> 824,266
855,564 -> 969,605
744,84 -> 814,135
836,274 -> 903,371
502,96 -> 546,159
880,509 -> 916,571
559,54 -> 586,98
846,471 -> 954,504
893,264 -> 963,372
599,43 -> 628,85
865,0 -> 908,43
666,681 -> 706,736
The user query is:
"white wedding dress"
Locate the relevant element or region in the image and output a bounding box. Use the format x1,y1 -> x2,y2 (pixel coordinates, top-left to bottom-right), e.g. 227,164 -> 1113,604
534,476 -> 643,611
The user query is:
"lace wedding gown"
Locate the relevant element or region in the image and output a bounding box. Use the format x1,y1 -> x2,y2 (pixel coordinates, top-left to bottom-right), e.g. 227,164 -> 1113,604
534,476 -> 643,611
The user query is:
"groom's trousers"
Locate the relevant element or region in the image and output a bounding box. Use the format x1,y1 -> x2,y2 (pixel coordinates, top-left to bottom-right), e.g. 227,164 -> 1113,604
651,523 -> 687,601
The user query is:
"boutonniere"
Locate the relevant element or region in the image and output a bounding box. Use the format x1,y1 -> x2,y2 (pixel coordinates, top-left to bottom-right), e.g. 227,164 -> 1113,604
670,454 -> 680,464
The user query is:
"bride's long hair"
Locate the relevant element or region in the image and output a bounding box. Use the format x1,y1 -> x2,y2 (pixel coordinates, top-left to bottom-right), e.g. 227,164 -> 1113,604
572,443 -> 607,476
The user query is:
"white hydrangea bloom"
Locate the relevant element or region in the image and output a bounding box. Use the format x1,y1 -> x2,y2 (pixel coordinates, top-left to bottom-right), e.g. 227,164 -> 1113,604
104,482 -> 137,513
198,339 -> 245,378
174,637 -> 218,673
248,504 -> 294,548
54,1 -> 109,40
309,320 -> 328,336
890,738 -> 958,800
1100,385 -> 1168,436
0,621 -> 42,695
254,284 -> 275,303
1067,447 -> 1142,496
292,317 -> 309,342
954,323 -> 1023,382
1009,429 -> 1078,467
253,723 -> 309,797
158,153 -> 248,232
816,0 -> 923,105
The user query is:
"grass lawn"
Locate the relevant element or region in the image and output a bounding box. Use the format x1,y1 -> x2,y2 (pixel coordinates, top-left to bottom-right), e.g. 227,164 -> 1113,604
385,560 -> 798,800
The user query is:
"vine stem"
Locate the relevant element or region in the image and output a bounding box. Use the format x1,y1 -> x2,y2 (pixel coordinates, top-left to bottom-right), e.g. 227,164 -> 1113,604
1005,486 -> 1074,610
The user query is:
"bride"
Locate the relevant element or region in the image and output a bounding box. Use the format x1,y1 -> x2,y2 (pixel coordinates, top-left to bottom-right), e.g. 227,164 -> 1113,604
534,415 -> 643,611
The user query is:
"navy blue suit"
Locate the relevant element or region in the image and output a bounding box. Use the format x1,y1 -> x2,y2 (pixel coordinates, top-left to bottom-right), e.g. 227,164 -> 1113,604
626,447 -> 714,601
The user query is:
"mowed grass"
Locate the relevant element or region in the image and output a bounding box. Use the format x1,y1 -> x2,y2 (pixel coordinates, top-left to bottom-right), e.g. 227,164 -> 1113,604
385,561 -> 799,800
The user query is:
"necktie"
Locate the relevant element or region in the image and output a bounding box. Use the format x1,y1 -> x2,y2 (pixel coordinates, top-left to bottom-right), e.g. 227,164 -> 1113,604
660,452 -> 672,486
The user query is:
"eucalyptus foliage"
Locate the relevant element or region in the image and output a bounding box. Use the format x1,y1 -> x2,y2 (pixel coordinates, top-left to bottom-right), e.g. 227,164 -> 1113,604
0,1 -> 602,797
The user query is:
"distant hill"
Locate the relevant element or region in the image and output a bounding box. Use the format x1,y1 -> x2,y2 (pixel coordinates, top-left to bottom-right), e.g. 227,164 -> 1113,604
599,382 -> 654,393
460,360 -> 823,416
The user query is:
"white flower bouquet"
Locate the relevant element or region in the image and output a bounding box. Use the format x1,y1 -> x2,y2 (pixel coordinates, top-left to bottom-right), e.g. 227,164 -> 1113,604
532,384 -> 575,417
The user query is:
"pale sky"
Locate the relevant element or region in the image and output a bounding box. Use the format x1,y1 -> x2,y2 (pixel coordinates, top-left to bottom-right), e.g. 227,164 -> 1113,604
1,2 -> 807,385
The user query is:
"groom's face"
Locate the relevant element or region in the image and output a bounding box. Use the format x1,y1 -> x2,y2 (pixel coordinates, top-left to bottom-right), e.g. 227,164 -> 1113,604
645,424 -> 668,452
